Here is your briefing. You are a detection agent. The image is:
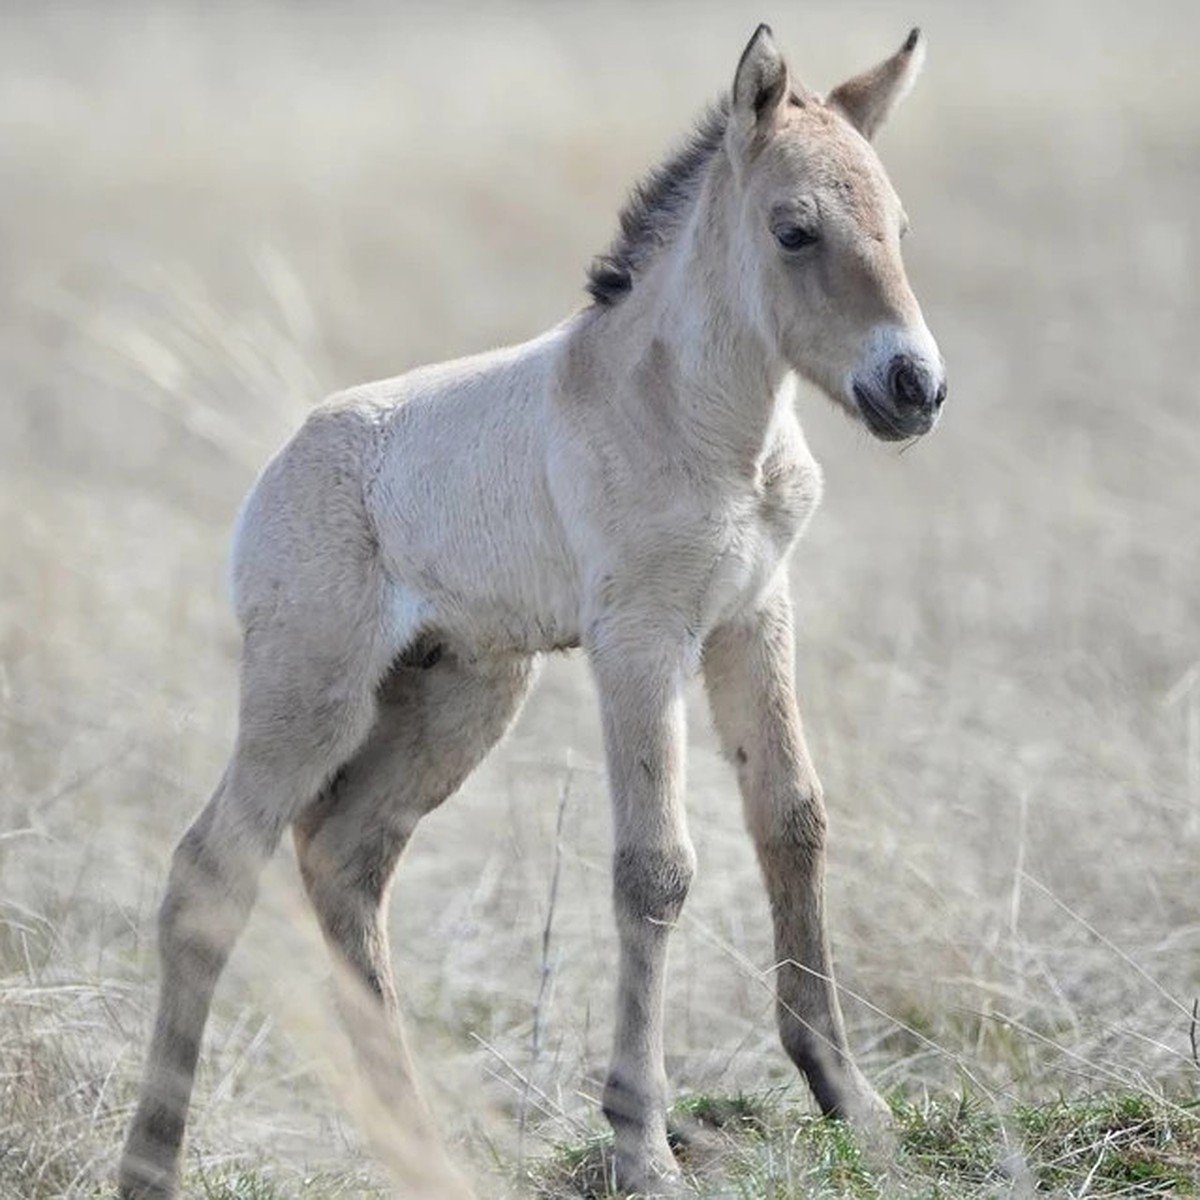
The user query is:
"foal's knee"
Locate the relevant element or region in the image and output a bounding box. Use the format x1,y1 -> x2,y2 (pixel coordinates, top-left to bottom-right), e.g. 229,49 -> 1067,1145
755,783 -> 827,852
748,788 -> 828,892
613,842 -> 696,925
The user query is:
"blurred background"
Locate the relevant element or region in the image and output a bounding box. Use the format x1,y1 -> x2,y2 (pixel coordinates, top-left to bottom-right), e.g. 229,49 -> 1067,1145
2,1 -> 1198,1195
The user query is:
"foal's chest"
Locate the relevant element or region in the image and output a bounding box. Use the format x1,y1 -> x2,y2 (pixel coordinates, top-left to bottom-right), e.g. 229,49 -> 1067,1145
698,445 -> 823,633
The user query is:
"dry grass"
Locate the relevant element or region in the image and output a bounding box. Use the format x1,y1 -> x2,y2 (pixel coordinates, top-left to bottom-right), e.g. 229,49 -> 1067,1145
2,2 -> 1199,1196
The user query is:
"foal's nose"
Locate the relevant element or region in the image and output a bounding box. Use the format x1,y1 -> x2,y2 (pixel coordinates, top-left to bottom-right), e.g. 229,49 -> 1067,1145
888,355 -> 944,415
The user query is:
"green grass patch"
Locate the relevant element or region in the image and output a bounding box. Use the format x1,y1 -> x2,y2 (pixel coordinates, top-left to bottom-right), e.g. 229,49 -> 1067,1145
188,1163 -> 392,1200
1012,1093 -> 1200,1195
532,1090 -> 1200,1198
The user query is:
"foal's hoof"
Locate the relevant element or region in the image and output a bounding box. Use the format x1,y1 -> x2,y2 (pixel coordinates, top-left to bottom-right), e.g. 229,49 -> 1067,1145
848,1083 -> 894,1134
832,1080 -> 897,1165
116,1141 -> 180,1200
820,1062 -> 893,1133
620,1174 -> 684,1199
614,1151 -> 685,1198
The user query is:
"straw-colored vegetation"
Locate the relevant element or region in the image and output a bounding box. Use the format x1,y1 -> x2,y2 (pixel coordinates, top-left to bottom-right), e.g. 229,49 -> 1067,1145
2,3 -> 1198,1197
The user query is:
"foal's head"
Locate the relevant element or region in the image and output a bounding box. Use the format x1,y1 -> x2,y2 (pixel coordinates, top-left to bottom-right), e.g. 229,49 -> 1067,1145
728,25 -> 945,440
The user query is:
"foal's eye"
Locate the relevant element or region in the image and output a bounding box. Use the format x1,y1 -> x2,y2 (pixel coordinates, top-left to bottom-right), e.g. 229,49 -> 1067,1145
775,224 -> 819,251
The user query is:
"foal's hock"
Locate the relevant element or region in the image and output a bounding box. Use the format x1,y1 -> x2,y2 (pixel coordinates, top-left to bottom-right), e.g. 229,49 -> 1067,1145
119,23 -> 945,1199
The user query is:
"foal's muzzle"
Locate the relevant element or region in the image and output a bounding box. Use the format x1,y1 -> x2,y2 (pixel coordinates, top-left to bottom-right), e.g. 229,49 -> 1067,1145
854,354 -> 946,442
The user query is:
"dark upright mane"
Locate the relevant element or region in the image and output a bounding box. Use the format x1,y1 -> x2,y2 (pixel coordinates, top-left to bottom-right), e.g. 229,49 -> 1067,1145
585,96 -> 730,307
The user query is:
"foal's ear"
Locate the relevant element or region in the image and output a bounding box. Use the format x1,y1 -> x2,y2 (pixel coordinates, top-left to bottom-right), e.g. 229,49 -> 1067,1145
827,27 -> 926,141
731,24 -> 789,132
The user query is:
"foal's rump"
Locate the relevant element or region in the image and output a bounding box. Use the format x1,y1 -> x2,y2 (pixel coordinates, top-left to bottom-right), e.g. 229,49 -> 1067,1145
230,400 -> 384,628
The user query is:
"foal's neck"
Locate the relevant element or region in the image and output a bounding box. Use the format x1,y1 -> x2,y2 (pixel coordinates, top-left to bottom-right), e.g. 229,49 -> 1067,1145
590,154 -> 793,474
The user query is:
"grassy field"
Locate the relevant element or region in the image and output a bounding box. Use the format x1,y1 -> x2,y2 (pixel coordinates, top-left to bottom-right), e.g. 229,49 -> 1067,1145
2,2 -> 1198,1196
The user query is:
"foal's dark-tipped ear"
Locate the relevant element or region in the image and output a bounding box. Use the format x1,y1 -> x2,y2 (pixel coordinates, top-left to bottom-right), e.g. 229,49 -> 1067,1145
732,24 -> 788,128
828,27 -> 926,141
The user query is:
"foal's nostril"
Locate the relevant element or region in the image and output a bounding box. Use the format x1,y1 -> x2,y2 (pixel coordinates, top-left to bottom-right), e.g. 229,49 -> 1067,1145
888,357 -> 926,412
934,379 -> 947,409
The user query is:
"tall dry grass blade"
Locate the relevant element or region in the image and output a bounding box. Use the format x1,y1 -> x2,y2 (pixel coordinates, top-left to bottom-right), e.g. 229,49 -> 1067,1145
1020,873 -> 1191,1017
519,762 -> 573,1178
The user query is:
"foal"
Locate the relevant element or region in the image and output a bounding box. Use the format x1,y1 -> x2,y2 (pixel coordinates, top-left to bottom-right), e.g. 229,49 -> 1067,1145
119,24 -> 945,1198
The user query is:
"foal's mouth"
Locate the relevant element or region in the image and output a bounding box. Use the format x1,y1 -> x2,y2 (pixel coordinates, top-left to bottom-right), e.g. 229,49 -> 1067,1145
852,384 -> 935,443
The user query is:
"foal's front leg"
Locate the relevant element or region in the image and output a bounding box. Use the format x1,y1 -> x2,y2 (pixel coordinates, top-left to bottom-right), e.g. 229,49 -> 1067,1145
589,630 -> 695,1194
703,590 -> 888,1129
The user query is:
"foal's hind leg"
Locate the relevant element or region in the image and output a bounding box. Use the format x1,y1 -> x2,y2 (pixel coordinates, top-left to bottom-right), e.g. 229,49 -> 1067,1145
118,628 -> 385,1199
703,589 -> 888,1130
291,651 -> 534,1170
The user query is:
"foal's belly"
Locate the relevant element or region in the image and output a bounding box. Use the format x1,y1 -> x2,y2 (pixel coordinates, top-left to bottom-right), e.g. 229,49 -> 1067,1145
373,446 -> 585,659
381,533 -> 583,660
